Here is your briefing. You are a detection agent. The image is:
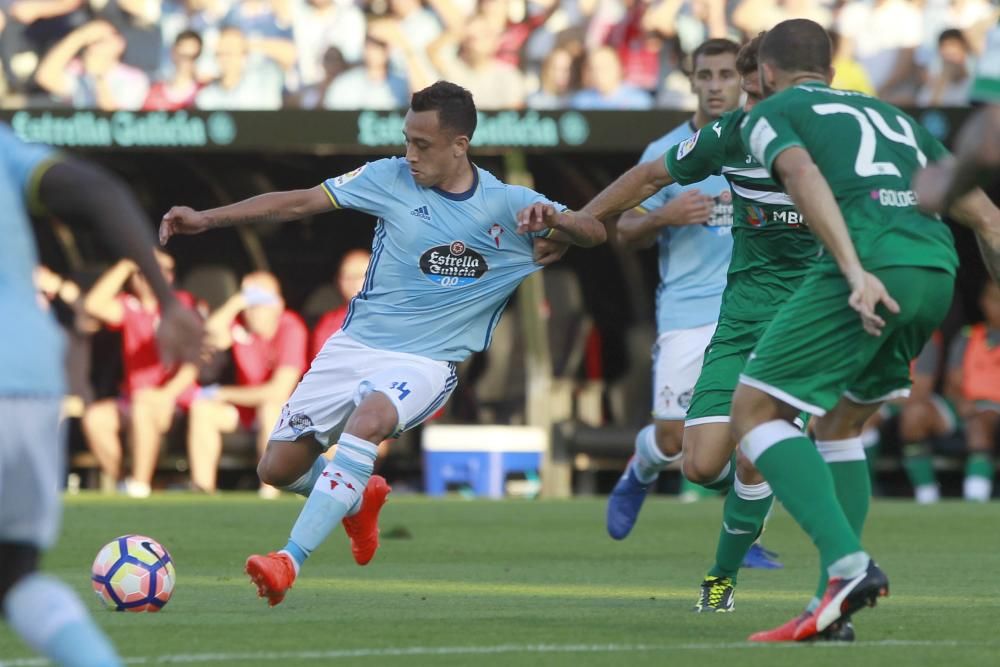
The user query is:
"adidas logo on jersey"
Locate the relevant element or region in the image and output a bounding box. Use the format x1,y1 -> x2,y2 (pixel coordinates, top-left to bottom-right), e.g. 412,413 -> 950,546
410,206 -> 431,221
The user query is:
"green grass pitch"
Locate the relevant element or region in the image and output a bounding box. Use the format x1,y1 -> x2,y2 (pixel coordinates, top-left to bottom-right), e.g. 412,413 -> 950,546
1,495 -> 998,666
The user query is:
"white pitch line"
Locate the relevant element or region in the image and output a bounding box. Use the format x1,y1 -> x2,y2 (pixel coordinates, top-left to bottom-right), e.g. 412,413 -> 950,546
1,639 -> 994,666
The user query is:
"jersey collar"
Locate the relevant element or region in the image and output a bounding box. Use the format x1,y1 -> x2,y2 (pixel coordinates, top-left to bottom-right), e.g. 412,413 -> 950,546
432,164 -> 479,201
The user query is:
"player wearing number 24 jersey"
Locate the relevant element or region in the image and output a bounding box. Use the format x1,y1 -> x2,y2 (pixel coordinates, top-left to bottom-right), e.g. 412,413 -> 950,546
730,19 -> 1000,643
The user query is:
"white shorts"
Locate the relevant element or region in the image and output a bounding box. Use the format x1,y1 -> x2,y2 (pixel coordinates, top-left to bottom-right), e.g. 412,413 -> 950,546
270,331 -> 458,448
651,322 -> 716,421
0,398 -> 63,549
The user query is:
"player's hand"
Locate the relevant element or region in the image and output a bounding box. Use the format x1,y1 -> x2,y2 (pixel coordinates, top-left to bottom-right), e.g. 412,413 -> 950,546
657,190 -> 715,226
517,203 -> 560,234
159,206 -> 212,245
847,270 -> 900,336
912,162 -> 953,214
533,236 -> 570,266
156,300 -> 205,366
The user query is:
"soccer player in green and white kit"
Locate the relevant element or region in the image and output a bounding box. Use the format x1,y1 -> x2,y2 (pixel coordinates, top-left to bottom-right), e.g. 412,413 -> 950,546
657,34 -> 835,619
729,19 -> 1000,641
547,18 -> 1000,642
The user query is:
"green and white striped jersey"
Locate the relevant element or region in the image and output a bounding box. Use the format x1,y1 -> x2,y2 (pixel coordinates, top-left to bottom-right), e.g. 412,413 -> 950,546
664,108 -> 820,322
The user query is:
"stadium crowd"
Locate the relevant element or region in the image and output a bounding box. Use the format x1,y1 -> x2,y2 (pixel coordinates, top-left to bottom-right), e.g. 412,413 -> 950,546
0,0 -> 996,111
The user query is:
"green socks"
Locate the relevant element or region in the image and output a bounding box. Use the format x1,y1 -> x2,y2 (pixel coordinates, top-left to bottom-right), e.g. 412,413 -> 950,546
708,477 -> 773,580
742,421 -> 862,570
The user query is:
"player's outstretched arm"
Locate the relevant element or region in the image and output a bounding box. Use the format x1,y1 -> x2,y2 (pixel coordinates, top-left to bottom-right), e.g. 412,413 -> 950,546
581,155 -> 676,221
159,185 -> 334,245
944,188 -> 1000,284
516,204 -> 606,247
37,158 -> 203,364
773,147 -> 899,335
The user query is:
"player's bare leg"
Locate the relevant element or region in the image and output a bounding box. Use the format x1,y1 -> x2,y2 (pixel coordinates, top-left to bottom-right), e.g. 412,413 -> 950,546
255,400 -> 285,498
187,399 -> 239,493
81,398 -> 122,485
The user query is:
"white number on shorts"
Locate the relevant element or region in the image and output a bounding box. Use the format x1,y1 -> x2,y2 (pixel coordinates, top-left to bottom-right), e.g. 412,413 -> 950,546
439,276 -> 459,287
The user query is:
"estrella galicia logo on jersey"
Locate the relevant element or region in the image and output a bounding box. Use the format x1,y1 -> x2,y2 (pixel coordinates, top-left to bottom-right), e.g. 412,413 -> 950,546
676,130 -> 700,160
420,242 -> 489,286
410,205 -> 431,221
706,190 -> 734,232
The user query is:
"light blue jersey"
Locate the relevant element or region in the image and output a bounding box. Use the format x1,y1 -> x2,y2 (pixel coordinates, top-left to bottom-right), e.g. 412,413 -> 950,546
0,124 -> 65,396
638,120 -> 733,332
321,158 -> 561,362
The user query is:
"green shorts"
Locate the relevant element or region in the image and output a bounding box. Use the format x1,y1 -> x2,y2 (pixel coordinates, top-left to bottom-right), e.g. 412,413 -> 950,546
686,316 -> 770,425
741,265 -> 954,416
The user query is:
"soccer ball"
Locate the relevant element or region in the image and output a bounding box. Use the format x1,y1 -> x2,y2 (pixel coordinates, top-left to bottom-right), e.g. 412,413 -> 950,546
91,535 -> 176,612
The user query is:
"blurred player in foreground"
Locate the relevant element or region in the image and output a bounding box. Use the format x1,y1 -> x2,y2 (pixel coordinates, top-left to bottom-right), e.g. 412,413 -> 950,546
0,122 -> 202,666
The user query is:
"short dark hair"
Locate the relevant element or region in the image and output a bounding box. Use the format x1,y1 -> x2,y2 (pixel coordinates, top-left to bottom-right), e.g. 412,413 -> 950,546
736,32 -> 765,75
410,81 -> 477,139
938,28 -> 968,49
691,38 -> 740,71
759,19 -> 831,75
175,30 -> 203,54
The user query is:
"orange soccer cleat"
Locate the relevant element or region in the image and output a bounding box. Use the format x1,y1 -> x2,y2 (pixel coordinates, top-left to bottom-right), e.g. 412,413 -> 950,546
749,612 -> 809,642
245,552 -> 297,607
342,475 -> 391,566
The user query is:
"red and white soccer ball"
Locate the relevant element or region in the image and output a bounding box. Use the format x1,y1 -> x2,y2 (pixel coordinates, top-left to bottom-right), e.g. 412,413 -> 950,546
91,535 -> 176,612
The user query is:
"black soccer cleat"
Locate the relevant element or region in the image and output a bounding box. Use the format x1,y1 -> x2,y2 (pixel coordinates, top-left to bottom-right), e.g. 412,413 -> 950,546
794,560 -> 888,641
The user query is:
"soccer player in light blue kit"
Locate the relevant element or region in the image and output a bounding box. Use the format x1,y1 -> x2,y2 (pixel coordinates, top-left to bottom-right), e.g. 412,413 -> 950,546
606,40 -> 778,569
0,123 -> 203,666
159,81 -> 606,606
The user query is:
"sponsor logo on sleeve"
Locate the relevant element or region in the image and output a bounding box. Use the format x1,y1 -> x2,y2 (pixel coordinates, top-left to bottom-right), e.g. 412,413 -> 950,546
676,130 -> 701,160
333,164 -> 367,187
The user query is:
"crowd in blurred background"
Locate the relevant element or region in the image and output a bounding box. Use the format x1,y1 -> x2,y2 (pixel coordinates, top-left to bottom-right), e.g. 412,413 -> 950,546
0,0 -> 996,111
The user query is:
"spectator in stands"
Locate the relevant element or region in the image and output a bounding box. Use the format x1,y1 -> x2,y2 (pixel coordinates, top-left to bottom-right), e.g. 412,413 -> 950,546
222,0 -> 297,75
603,0 -> 666,92
289,45 -> 348,109
159,0 -> 231,80
93,0 -> 163,73
571,46 -> 652,109
187,271 -> 308,496
655,37 -> 697,109
323,35 -> 409,110
293,0 -> 365,90
35,20 -> 150,110
837,0 -> 924,102
428,13 -> 527,109
945,281 -> 1000,502
640,0 -> 730,55
916,28 -> 975,106
731,0 -> 831,38
310,249 -> 371,359
830,29 -> 875,95
143,29 -> 204,111
195,25 -> 283,110
898,333 -> 960,504
526,46 -> 576,109
478,0 -> 557,69
81,252 -> 201,498
0,0 -> 87,93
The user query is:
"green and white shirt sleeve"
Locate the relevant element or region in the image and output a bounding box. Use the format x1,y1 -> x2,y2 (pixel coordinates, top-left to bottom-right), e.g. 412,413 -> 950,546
664,118 -> 726,186
740,99 -> 805,183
